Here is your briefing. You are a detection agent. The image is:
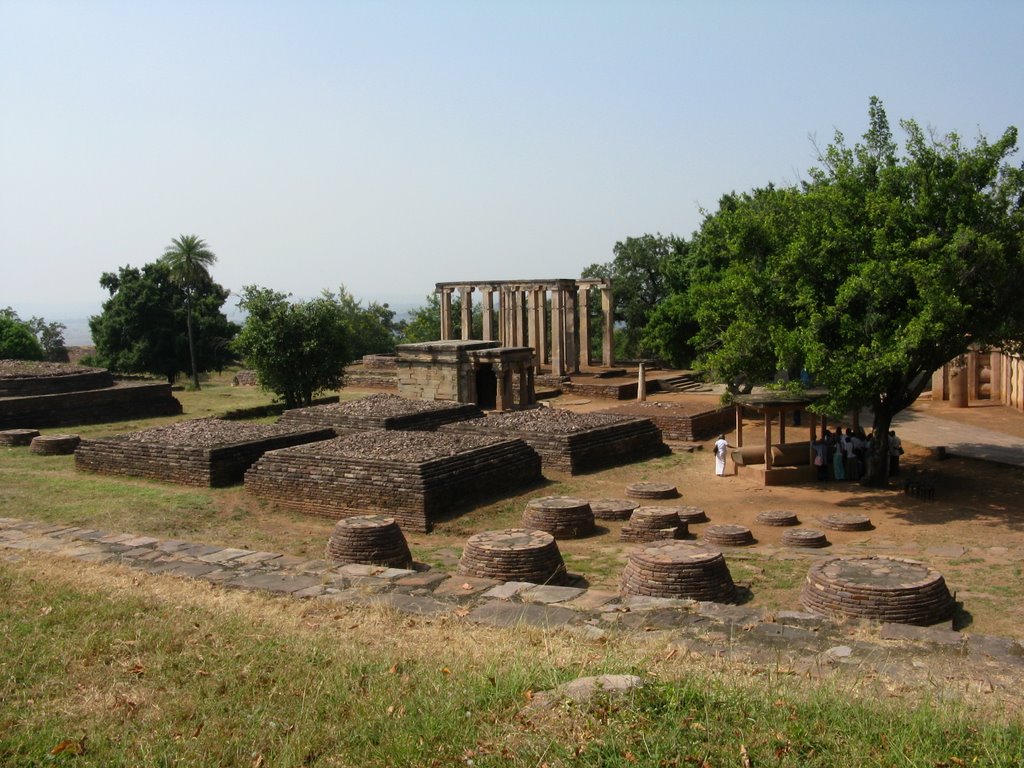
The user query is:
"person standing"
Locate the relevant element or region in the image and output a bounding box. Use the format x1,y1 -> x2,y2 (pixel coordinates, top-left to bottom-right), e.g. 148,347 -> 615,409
714,434 -> 730,477
889,430 -> 903,476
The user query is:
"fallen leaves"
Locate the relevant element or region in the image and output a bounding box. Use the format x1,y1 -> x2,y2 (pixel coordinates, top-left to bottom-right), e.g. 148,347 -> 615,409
50,737 -> 86,756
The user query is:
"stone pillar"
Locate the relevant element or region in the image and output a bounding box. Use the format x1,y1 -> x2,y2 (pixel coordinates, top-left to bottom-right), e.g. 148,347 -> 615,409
527,289 -> 543,373
764,412 -> 773,470
459,286 -> 473,340
990,350 -> 1003,402
537,289 -> 549,366
949,361 -> 969,408
932,366 -> 948,401
578,285 -> 592,367
563,287 -> 578,374
601,286 -> 614,367
637,362 -> 646,402
967,350 -> 979,401
512,290 -> 524,347
550,288 -> 565,376
481,288 -> 495,341
498,290 -> 509,345
494,364 -> 506,411
439,289 -> 453,341
735,404 -> 744,448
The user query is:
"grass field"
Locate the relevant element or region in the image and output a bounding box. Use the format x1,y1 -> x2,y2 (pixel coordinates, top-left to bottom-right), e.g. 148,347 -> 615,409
3,375 -> 1024,765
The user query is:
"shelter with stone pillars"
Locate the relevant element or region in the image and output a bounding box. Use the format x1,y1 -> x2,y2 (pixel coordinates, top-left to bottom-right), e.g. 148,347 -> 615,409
730,391 -> 828,486
435,279 -> 615,376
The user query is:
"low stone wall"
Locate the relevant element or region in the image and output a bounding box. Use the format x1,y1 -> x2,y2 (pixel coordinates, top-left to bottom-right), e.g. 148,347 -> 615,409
0,364 -> 113,397
341,368 -> 399,390
360,355 -> 398,370
599,402 -> 734,441
75,421 -> 335,487
277,393 -> 482,436
0,380 -> 182,429
441,407 -> 669,474
244,430 -> 543,532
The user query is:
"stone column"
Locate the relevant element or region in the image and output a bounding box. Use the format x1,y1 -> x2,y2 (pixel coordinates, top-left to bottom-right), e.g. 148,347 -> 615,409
637,362 -> 646,401
550,288 -> 565,376
601,286 -> 614,367
512,289 -> 524,347
537,289 -> 549,365
497,290 -> 508,345
735,404 -> 744,448
990,350 -> 1003,402
527,289 -> 543,373
459,286 -> 473,340
949,361 -> 969,407
481,288 -> 495,341
563,286 -> 578,374
439,289 -> 453,341
967,350 -> 979,401
578,285 -> 592,367
764,411 -> 773,470
494,363 -> 506,411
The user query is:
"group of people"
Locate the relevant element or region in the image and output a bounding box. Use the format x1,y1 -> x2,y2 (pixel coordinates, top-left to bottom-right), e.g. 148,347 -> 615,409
811,428 -> 902,482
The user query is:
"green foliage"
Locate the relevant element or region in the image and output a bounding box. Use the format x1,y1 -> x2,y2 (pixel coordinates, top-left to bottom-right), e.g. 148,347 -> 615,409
685,98 -> 1024,483
0,310 -> 44,360
2,308 -> 70,362
160,234 -> 218,389
334,285 -> 399,359
583,233 -> 689,360
234,286 -> 352,408
397,293 -> 483,344
89,261 -> 238,383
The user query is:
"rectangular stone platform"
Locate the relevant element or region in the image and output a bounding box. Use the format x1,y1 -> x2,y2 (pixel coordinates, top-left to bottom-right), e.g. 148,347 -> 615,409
243,430 -> 543,532
441,407 -> 669,474
0,380 -> 182,429
74,419 -> 335,487
598,401 -> 734,441
276,393 -> 482,436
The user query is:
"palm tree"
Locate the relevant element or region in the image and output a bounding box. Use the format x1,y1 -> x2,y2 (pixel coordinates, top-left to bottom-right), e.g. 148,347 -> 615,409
161,234 -> 217,390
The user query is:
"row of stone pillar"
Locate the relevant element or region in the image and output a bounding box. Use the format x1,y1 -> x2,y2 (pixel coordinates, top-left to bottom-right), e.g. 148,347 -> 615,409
437,282 -> 614,376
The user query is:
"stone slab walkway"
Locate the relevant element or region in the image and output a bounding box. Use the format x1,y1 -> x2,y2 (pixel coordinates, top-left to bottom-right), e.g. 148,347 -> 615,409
887,408 -> 1024,467
3,516 -> 1023,703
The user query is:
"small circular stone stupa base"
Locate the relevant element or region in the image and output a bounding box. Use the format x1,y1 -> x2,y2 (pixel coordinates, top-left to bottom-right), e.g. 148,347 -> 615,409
522,496 -> 595,539
588,498 -> 639,521
459,529 -> 568,585
756,510 -> 799,527
30,434 -> 80,455
0,429 -> 40,446
801,556 -> 955,626
620,507 -> 686,543
676,506 -> 709,525
625,482 -> 679,500
781,528 -> 830,548
821,513 -> 873,532
325,515 -> 412,568
702,524 -> 755,547
620,541 -> 737,602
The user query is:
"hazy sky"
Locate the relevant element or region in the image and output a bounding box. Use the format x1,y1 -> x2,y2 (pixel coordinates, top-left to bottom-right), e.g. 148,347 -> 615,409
2,0 -> 1022,324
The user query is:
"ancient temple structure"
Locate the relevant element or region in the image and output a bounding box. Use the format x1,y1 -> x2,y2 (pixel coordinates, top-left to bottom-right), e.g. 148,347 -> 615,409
434,279 -> 615,376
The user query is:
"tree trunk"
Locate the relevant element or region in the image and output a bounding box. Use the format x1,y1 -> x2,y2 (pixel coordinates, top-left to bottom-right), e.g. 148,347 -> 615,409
185,298 -> 200,390
862,406 -> 894,486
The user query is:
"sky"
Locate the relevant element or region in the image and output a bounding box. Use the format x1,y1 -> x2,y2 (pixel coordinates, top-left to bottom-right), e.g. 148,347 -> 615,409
2,0 -> 1023,336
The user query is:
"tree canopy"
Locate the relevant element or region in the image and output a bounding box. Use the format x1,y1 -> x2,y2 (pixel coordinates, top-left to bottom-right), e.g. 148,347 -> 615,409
685,98 -> 1024,483
1,308 -> 66,362
88,261 -> 238,382
233,287 -> 352,408
0,310 -> 45,361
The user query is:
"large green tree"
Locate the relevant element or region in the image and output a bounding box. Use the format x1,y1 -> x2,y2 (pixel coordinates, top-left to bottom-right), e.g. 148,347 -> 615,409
0,310 -> 45,360
88,261 -> 238,382
582,234 -> 689,361
689,99 -> 1024,484
160,234 -> 217,390
397,293 -> 482,344
234,287 -> 352,408
335,285 -> 399,359
1,308 -> 67,361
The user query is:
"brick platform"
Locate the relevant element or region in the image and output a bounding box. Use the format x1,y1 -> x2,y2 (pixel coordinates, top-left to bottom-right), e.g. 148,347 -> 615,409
620,540 -> 737,602
244,430 -> 542,532
75,419 -> 334,487
599,401 -> 735,441
277,393 -> 481,436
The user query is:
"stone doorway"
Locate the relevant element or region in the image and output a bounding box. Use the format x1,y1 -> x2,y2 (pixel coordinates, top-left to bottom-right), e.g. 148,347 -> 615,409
475,364 -> 497,409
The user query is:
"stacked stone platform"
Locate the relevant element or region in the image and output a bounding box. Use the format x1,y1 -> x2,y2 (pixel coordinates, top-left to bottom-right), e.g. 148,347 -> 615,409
821,513 -> 874,532
599,401 -> 735,441
701,524 -> 756,547
625,482 -> 679,500
30,434 -> 81,455
801,556 -> 956,626
676,506 -> 709,524
458,528 -> 568,585
521,497 -> 595,539
0,361 -> 113,396
244,430 -> 542,533
587,498 -> 638,521
75,419 -> 334,487
781,528 -> 830,548
0,428 -> 39,446
325,515 -> 412,568
756,510 -> 800,527
442,407 -> 668,475
620,507 -> 686,543
277,393 -> 481,436
620,541 -> 737,602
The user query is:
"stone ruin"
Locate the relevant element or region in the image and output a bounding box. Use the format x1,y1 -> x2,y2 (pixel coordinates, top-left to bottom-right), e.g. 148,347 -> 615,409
74,419 -> 334,487
0,360 -> 181,429
620,540 -> 738,603
244,430 -> 542,533
441,406 -> 668,475
458,528 -> 569,585
277,392 -> 483,436
599,400 -> 735,442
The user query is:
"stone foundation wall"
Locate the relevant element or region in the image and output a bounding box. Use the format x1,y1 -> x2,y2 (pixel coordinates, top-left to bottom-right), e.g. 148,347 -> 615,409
244,434 -> 542,532
360,355 -> 398,370
277,399 -> 482,437
394,359 -> 462,401
0,367 -> 113,397
0,381 -> 182,429
600,402 -> 733,441
75,427 -> 335,487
